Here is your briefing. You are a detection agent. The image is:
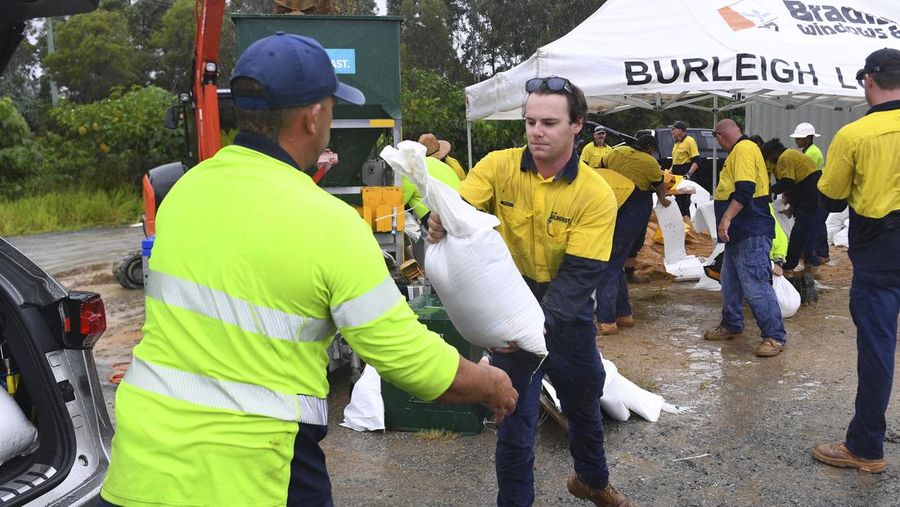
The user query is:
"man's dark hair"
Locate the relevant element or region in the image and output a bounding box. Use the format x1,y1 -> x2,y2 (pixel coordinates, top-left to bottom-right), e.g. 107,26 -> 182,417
872,70 -> 900,90
635,134 -> 656,152
526,81 -> 587,124
232,77 -> 302,139
761,138 -> 786,162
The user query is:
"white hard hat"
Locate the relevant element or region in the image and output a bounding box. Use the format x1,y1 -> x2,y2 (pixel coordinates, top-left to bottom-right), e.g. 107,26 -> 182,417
789,122 -> 820,138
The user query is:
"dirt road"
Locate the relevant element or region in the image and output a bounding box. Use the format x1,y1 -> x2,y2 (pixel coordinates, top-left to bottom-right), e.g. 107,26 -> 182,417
18,227 -> 900,506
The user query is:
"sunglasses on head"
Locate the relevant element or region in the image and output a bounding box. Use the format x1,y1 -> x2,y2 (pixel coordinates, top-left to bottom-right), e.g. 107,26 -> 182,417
525,76 -> 574,94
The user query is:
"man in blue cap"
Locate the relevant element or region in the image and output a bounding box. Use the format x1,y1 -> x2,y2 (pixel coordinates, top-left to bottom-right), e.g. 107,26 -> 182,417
98,33 -> 518,507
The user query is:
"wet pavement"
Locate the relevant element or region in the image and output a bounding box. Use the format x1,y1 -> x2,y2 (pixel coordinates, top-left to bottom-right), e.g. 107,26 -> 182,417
6,224 -> 144,274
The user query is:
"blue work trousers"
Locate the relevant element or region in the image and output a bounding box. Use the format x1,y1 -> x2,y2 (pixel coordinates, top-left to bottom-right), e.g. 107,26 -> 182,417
493,311 -> 608,506
720,235 -> 787,342
845,267 -> 900,460
628,191 -> 654,258
784,205 -> 828,271
596,191 -> 646,323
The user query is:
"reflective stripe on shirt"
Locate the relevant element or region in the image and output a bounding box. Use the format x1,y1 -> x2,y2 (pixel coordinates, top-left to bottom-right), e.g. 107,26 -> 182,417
332,275 -> 404,329
146,270 -> 336,343
124,357 -> 328,425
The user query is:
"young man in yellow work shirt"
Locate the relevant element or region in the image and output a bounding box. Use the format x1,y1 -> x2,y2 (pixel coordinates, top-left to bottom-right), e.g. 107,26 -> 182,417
670,121 -> 701,217
812,48 -> 900,474
601,135 -> 669,284
580,125 -> 612,168
704,119 -> 787,358
428,76 -> 633,507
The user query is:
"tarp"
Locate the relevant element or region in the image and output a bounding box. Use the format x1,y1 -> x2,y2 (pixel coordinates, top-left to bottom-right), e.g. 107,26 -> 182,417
466,0 -> 900,120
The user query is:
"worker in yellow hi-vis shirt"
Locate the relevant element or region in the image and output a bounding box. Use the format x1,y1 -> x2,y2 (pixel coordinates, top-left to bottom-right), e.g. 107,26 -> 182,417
98,34 -> 517,507
703,118 -> 787,359
812,48 -> 900,475
670,121 -> 700,217
427,76 -> 634,507
580,125 -> 612,168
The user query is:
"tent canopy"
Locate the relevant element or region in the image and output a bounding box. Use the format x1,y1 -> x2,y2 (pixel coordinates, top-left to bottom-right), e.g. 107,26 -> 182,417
465,0 -> 900,121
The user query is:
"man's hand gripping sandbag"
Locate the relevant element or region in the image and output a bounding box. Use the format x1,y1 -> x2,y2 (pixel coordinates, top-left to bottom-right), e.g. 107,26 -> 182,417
380,142 -> 548,357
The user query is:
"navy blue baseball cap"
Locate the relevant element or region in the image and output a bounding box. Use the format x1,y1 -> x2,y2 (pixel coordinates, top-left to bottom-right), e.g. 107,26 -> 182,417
231,32 -> 365,109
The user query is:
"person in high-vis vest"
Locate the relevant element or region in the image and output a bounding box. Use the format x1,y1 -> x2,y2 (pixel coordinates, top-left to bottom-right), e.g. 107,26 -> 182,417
98,33 -> 518,507
812,48 -> 900,474
601,135 -> 669,285
761,139 -> 828,278
579,125 -> 612,168
789,122 -> 830,263
703,119 -> 787,358
428,77 -> 633,507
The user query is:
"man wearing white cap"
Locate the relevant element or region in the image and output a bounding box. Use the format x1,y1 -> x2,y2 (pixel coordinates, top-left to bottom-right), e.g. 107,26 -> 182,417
790,122 -> 824,170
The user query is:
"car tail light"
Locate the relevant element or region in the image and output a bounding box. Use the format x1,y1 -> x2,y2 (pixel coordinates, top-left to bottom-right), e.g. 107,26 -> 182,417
64,291 -> 107,349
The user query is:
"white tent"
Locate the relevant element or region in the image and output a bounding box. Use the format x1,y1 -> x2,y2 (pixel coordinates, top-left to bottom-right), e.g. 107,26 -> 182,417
465,0 -> 900,123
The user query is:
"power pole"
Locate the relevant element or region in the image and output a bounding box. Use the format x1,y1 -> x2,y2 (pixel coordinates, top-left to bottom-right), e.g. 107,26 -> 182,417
46,18 -> 60,107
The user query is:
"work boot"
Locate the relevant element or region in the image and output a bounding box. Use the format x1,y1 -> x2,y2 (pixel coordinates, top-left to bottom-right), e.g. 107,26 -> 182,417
812,442 -> 885,473
566,474 -> 634,507
754,338 -> 784,357
616,315 -> 635,328
596,322 -> 618,337
805,264 -> 821,279
703,325 -> 741,341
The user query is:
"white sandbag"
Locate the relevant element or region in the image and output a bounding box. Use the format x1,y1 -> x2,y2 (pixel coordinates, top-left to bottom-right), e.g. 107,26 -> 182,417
772,197 -> 795,237
600,357 -> 665,422
381,142 -> 547,356
340,365 -> 385,432
404,211 -> 422,243
654,198 -> 687,265
773,273 -> 801,319
674,179 -> 711,221
826,208 -> 849,245
834,226 -> 850,247
1,389 -> 39,465
692,201 -> 717,243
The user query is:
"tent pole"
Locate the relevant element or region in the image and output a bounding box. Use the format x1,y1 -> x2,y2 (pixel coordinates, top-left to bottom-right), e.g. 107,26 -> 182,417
466,121 -> 474,170
712,95 -> 719,192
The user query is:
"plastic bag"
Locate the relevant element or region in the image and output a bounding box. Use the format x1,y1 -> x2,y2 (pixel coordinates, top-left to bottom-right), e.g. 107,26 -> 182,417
340,365 -> 385,432
773,273 -> 801,319
1,389 -> 38,465
826,209 -> 849,245
380,142 -> 547,356
599,356 -> 664,422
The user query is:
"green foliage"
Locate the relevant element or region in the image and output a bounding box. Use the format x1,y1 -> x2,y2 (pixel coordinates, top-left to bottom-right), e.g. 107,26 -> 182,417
0,188 -> 142,236
0,97 -> 43,197
402,68 -> 522,164
399,0 -> 469,81
150,0 -> 196,93
43,9 -> 141,103
47,86 -> 183,189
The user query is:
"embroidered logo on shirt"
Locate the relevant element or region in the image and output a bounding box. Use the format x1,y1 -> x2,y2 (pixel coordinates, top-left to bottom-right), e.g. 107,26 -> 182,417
547,211 -> 572,224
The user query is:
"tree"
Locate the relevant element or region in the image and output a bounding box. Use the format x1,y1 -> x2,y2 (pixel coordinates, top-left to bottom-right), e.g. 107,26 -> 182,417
335,0 -> 377,14
399,0 -> 469,81
43,9 -> 141,103
0,97 -> 41,197
123,0 -> 173,82
151,0 -> 196,93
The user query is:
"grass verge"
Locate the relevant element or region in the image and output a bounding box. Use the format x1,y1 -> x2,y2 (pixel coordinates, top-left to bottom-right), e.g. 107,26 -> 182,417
0,188 -> 142,237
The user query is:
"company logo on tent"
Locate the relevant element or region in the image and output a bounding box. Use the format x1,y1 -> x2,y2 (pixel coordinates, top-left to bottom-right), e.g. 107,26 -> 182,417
718,0 -> 778,31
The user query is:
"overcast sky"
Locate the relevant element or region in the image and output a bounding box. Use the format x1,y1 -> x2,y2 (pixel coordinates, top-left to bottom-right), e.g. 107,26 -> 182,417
376,0 -> 386,15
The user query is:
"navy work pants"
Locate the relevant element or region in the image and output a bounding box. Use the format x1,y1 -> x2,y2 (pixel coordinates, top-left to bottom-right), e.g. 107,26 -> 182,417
784,205 -> 828,271
596,190 -> 646,323
845,267 -> 900,460
493,301 -> 608,506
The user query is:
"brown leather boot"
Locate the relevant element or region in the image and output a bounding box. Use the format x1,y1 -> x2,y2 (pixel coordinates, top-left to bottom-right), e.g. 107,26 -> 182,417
754,338 -> 784,357
596,322 -> 618,337
616,315 -> 635,328
566,474 -> 634,507
703,325 -> 742,341
812,442 -> 885,473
